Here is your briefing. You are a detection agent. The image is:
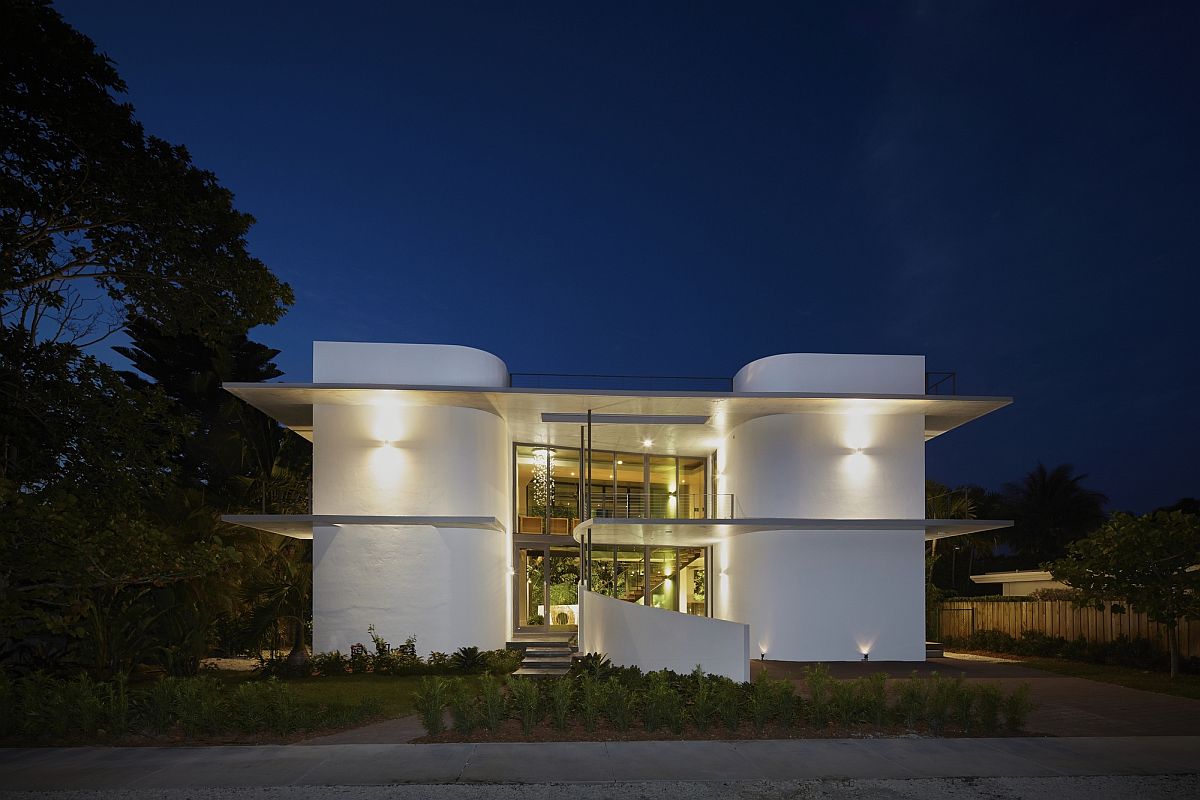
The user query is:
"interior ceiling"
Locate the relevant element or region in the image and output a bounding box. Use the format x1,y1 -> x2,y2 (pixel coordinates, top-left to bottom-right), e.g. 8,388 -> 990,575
223,383 -> 1012,456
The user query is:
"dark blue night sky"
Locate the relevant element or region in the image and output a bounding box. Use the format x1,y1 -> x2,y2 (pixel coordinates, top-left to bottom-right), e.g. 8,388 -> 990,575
56,1 -> 1199,513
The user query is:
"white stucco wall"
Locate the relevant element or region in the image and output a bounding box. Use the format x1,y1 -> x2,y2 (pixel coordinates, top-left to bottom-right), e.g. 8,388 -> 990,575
719,412 -> 924,519
310,342 -> 511,654
713,352 -> 928,661
312,524 -> 507,654
714,530 -> 926,662
581,589 -> 750,681
313,341 -> 509,387
734,352 -> 925,394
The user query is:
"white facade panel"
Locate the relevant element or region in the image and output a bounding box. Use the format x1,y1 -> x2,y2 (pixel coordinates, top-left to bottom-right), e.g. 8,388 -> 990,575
312,524 -> 507,654
313,341 -> 509,387
580,589 -> 750,681
720,412 -> 924,519
734,352 -> 925,394
714,530 -> 926,662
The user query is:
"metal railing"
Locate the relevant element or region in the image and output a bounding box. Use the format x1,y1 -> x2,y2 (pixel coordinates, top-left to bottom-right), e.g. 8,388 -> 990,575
925,371 -> 958,395
586,490 -> 735,520
510,372 -> 733,392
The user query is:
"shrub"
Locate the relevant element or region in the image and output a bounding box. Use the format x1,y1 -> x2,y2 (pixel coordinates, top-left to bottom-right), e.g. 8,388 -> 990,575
687,668 -> 717,732
775,678 -> 798,729
548,676 -> 574,731
642,671 -> 682,733
428,652 -> 450,670
478,674 -> 506,732
451,646 -> 485,674
829,679 -> 859,727
803,663 -> 833,728
924,673 -> 956,735
967,630 -> 1017,653
746,671 -> 777,733
951,678 -> 974,732
507,676 -> 542,735
312,650 -> 349,676
481,649 -> 523,675
893,673 -> 926,728
859,673 -> 888,727
714,678 -> 742,732
605,681 -> 636,732
572,652 -> 613,680
349,650 -> 372,674
367,624 -> 390,655
1003,684 -> 1035,732
974,683 -> 1003,733
578,675 -> 604,732
448,679 -> 479,735
413,676 -> 450,735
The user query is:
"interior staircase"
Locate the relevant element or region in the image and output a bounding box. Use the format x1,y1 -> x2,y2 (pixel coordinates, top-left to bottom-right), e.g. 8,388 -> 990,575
508,633 -> 577,677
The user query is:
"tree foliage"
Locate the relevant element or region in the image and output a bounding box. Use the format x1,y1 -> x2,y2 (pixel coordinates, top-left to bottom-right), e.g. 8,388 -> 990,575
1,0 -> 291,345
0,2 -> 304,679
1048,511 -> 1200,677
1000,462 -> 1107,564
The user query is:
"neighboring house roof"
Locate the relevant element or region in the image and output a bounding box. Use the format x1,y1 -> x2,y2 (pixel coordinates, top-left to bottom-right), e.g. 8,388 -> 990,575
970,570 -> 1057,585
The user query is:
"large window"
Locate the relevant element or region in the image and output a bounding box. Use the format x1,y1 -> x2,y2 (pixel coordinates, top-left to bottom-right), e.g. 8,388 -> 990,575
514,443 -> 708,531
587,544 -> 709,617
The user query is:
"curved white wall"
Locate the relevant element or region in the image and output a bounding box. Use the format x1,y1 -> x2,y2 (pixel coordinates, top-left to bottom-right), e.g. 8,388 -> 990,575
313,524 -> 507,654
314,341 -> 509,387
721,413 -> 923,519
714,531 -> 925,662
581,589 -> 749,681
734,352 -> 925,395
716,352 -> 928,661
310,344 -> 511,653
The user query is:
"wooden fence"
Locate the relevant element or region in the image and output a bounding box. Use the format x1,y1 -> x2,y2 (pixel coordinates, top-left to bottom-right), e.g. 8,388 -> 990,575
933,599 -> 1200,659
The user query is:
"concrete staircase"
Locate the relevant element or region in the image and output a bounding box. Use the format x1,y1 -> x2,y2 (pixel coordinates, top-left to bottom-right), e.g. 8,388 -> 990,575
508,633 -> 577,677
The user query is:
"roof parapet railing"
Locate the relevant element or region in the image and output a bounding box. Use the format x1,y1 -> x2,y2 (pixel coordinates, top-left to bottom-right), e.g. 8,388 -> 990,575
925,371 -> 957,395
509,372 -> 734,392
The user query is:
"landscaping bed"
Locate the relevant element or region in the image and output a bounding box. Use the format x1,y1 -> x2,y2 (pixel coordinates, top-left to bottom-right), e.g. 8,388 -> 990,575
410,661 -> 1036,743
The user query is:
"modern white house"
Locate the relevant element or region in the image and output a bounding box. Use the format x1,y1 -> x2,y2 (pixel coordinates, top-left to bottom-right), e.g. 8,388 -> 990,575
970,570 -> 1067,596
223,342 -> 1011,680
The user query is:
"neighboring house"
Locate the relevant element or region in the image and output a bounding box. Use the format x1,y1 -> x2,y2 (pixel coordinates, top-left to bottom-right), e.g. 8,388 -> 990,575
970,570 -> 1067,596
223,342 -> 1011,679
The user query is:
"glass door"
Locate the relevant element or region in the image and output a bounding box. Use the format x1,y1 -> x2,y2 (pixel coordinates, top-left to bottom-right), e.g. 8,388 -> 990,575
547,547 -> 580,629
514,544 -> 580,632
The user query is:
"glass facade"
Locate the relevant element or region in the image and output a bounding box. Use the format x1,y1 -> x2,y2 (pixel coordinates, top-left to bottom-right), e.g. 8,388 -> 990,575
587,544 -> 709,617
513,443 -> 713,630
514,443 -> 708,530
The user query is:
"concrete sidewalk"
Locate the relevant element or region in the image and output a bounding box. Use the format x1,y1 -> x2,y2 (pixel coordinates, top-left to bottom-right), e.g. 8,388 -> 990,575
1,736 -> 1198,791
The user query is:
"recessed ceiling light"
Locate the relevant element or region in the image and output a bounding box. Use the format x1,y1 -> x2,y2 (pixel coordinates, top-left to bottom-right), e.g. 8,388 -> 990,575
642,439 -> 653,447
617,460 -> 623,465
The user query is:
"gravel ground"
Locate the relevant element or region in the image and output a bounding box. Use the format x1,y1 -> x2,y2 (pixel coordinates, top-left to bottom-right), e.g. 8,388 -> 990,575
2,776 -> 1198,800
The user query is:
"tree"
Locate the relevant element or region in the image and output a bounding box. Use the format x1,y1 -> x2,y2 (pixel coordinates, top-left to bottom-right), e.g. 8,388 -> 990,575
1048,511 -> 1200,678
1001,463 -> 1107,564
1,0 -> 291,347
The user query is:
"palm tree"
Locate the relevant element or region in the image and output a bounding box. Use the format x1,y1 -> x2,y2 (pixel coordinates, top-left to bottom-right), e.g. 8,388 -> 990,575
241,540 -> 313,665
1002,463 -> 1107,564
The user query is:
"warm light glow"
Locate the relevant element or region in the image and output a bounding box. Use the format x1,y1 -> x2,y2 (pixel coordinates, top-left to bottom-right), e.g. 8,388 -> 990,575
617,460 -> 623,465
642,439 -> 653,447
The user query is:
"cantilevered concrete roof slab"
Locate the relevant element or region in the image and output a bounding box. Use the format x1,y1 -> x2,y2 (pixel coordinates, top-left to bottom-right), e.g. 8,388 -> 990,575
571,517 -> 1013,547
221,514 -> 505,540
222,383 -> 1012,453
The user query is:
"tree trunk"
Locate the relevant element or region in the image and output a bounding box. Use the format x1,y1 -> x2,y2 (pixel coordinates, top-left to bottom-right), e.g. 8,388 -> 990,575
286,617 -> 310,665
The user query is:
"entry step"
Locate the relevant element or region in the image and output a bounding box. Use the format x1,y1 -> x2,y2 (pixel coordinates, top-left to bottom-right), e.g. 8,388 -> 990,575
926,641 -> 945,658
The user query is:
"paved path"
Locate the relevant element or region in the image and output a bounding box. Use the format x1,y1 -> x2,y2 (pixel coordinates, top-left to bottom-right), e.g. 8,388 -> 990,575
753,657 -> 1200,737
1,737 -> 1198,791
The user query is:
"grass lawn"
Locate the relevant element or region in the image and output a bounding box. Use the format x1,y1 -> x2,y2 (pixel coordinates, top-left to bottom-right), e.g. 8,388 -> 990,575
216,672 -> 481,718
967,655 -> 1200,701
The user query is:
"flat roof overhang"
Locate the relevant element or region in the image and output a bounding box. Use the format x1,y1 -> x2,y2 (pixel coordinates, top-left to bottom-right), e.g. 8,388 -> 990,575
969,570 -> 1055,584
221,514 -> 505,540
571,517 -> 1014,547
222,383 -> 1012,453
